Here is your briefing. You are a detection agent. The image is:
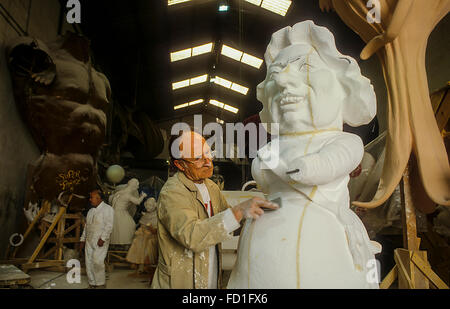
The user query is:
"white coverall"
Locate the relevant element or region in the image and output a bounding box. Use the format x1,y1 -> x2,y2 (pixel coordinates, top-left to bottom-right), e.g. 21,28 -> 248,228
80,201 -> 114,286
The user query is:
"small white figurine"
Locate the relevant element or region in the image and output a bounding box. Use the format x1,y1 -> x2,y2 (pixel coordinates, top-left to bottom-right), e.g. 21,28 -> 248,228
126,197 -> 158,270
23,202 -> 39,223
109,178 -> 147,245
228,20 -> 381,289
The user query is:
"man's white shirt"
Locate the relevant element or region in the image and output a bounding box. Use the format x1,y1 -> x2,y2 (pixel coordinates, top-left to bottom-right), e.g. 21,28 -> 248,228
80,201 -> 114,244
194,182 -> 240,289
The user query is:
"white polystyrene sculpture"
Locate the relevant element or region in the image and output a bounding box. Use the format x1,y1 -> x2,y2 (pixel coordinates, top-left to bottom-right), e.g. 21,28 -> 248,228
227,21 -> 381,289
110,178 -> 147,245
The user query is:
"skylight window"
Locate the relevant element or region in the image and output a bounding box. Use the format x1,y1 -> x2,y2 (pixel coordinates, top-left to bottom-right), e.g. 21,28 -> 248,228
212,76 -> 249,95
172,74 -> 209,90
245,0 -> 291,16
174,99 -> 204,110
221,44 -> 263,69
168,0 -> 191,6
209,99 -> 239,114
170,43 -> 213,62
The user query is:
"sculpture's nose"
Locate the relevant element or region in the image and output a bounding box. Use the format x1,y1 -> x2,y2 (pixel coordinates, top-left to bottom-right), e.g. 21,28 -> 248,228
273,63 -> 294,90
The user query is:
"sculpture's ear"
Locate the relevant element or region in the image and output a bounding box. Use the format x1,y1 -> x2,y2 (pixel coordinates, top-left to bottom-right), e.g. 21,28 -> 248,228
256,80 -> 265,105
256,83 -> 269,133
342,73 -> 377,127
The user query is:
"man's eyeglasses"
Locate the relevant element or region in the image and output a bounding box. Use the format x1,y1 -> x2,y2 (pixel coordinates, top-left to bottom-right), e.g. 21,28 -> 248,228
179,150 -> 216,167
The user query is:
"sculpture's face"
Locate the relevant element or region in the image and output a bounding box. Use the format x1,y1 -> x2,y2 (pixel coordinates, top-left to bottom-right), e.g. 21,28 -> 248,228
128,179 -> 139,191
259,44 -> 345,134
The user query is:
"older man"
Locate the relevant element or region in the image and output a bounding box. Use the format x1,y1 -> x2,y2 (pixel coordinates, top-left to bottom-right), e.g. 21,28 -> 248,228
80,189 -> 114,289
151,131 -> 278,289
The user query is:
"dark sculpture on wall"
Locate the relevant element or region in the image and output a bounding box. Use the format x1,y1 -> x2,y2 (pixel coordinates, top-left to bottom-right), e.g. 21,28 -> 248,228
6,32 -> 111,212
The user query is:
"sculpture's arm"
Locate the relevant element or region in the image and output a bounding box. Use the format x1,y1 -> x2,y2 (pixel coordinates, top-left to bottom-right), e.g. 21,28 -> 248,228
6,37 -> 56,85
360,0 -> 414,60
287,133 -> 364,186
128,192 -> 147,205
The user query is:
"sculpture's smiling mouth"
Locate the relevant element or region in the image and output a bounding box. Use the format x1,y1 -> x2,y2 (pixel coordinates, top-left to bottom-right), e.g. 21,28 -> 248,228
278,95 -> 305,112
279,95 -> 305,106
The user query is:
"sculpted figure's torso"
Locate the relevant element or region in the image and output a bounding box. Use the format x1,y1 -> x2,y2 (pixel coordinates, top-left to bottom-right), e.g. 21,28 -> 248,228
29,37 -> 110,155
7,33 -> 111,211
227,21 -> 380,289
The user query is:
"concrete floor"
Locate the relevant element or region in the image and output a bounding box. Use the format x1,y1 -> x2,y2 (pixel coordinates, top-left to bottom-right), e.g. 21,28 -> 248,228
27,268 -> 151,289
26,268 -> 232,289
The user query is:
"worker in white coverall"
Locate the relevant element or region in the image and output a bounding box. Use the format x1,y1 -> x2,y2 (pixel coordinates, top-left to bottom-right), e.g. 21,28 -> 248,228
80,189 -> 114,288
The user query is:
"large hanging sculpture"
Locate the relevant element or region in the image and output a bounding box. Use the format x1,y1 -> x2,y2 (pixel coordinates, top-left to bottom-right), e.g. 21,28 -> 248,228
319,0 -> 450,213
6,32 -> 111,212
228,21 -> 381,288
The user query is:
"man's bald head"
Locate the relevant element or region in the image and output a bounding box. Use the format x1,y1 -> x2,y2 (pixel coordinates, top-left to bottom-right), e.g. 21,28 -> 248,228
169,130 -> 214,183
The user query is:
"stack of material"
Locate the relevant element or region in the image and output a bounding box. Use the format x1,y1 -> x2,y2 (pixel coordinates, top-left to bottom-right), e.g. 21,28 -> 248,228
0,264 -> 31,288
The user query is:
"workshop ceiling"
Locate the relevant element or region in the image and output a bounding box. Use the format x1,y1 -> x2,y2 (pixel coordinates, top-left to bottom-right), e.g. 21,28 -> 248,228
77,0 -> 366,124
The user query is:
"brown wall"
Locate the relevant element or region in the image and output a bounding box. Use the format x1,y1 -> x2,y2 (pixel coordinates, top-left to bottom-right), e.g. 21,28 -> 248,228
0,0 -> 74,255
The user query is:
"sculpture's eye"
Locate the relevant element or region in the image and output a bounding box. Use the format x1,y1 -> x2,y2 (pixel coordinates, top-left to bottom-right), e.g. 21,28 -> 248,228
300,62 -> 312,71
269,65 -> 282,76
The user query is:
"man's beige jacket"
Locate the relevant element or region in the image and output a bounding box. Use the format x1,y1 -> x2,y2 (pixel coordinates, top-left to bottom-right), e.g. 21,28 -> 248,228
151,172 -> 235,289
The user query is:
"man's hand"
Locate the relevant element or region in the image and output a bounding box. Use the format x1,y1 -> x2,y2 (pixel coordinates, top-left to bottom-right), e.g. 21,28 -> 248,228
79,241 -> 85,252
97,238 -> 105,247
232,197 -> 279,222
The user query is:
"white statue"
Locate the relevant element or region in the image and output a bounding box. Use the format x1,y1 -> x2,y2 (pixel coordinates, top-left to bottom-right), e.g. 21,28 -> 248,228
227,21 -> 382,289
126,197 -> 158,268
23,202 -> 39,223
140,197 -> 158,228
109,178 -> 147,245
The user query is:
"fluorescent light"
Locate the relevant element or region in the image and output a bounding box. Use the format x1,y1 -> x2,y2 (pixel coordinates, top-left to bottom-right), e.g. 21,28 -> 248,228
192,42 -> 213,56
241,53 -> 263,69
216,118 -> 225,124
224,104 -> 239,114
168,0 -> 191,6
245,0 -> 262,5
261,0 -> 291,16
209,99 -> 239,114
170,42 -> 213,62
245,0 -> 291,16
188,99 -> 204,106
214,76 -> 233,88
209,99 -> 225,108
221,44 -> 243,61
174,99 -> 204,110
174,103 -> 189,110
213,76 -> 249,95
172,74 -> 208,90
170,48 -> 192,62
230,83 -> 249,95
190,74 -> 208,85
172,79 -> 190,90
218,0 -> 229,11
221,44 -> 263,69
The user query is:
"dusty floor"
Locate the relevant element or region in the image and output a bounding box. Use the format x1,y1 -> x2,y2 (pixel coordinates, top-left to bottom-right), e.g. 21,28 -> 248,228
25,268 -> 233,289
27,268 -> 151,289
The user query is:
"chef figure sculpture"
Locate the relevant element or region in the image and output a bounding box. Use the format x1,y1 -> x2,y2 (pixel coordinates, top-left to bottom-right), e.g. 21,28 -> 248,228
227,21 -> 382,289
